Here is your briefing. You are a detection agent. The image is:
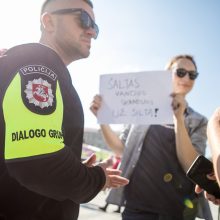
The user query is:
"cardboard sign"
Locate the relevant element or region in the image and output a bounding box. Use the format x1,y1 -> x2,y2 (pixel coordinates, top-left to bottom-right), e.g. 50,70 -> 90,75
97,71 -> 173,124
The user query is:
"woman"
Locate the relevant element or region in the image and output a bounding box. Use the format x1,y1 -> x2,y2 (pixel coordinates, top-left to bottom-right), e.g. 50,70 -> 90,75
90,55 -> 212,220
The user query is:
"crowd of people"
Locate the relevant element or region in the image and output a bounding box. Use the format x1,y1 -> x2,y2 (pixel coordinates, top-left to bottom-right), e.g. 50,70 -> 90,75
0,0 -> 220,220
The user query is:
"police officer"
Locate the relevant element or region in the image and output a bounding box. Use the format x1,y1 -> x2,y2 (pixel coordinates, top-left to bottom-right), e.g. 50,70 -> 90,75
0,0 -> 128,219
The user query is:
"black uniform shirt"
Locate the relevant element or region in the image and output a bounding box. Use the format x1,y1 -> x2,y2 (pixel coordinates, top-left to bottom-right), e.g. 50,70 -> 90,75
0,43 -> 105,220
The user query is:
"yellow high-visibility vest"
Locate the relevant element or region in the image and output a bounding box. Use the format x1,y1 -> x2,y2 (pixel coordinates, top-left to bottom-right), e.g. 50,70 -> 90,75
3,73 -> 64,160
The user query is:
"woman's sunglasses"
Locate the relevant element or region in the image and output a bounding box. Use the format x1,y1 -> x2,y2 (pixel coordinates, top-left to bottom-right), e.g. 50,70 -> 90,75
51,8 -> 99,39
175,68 -> 199,80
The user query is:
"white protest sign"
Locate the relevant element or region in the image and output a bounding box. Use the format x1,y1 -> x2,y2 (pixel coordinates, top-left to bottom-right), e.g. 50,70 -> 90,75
97,71 -> 173,124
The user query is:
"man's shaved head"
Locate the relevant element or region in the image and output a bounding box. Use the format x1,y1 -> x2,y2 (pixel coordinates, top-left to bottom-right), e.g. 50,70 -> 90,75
41,0 -> 93,14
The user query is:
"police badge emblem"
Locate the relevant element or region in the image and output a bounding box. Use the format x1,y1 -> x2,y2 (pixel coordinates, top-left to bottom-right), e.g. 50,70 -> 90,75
24,78 -> 54,108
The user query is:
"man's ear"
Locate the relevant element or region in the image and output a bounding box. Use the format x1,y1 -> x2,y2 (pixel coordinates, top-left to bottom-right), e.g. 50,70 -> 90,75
41,12 -> 55,32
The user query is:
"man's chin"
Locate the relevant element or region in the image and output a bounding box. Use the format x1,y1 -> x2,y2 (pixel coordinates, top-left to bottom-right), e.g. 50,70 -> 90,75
82,50 -> 90,58
74,51 -> 90,61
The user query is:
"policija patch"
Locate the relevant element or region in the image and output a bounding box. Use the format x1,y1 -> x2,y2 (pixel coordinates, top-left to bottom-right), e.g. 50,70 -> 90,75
24,78 -> 54,109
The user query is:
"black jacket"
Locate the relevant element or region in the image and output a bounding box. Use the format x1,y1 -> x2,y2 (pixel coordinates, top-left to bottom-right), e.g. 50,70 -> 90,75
0,43 -> 105,220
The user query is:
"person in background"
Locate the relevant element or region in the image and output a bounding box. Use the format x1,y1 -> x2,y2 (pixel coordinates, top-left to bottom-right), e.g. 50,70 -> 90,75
0,0 -> 128,219
195,107 -> 220,206
99,155 -> 122,213
90,54 -> 212,220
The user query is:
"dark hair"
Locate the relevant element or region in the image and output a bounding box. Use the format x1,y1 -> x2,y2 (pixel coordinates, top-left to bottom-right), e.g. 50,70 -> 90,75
41,0 -> 93,14
165,54 -> 197,71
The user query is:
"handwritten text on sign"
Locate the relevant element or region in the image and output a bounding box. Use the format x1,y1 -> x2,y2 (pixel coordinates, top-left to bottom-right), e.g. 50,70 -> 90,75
98,71 -> 173,124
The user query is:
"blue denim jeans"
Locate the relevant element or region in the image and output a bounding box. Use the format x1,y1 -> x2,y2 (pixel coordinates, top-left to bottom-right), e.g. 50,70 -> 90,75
122,207 -> 183,220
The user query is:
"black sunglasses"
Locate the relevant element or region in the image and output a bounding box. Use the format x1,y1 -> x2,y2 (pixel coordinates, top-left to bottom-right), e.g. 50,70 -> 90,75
175,68 -> 199,80
51,8 -> 99,39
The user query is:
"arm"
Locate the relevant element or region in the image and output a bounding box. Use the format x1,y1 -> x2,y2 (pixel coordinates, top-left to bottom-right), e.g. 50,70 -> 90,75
207,107 -> 220,186
100,124 -> 124,156
172,93 -> 201,171
7,147 -> 128,203
90,95 -> 124,156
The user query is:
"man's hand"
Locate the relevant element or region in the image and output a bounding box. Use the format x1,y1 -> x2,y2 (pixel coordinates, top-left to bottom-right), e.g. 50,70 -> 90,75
83,154 -> 128,189
101,168 -> 129,190
83,153 -> 97,167
97,156 -> 128,190
98,156 -> 114,169
83,154 -> 113,168
97,160 -> 129,190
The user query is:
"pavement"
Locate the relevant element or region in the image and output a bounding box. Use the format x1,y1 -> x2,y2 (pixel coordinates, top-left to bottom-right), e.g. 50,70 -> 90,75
78,191 -> 122,220
78,191 -> 219,220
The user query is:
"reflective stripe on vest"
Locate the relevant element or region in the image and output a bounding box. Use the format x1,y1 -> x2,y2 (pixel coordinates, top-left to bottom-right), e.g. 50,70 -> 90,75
3,73 -> 64,160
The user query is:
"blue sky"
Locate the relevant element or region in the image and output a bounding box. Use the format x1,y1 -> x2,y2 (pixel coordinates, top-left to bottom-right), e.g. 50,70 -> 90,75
72,0 -> 220,130
0,0 -> 219,132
